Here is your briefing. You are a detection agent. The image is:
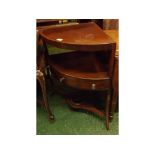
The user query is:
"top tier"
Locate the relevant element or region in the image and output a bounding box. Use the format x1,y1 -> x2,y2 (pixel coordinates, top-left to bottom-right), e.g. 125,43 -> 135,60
40,22 -> 116,51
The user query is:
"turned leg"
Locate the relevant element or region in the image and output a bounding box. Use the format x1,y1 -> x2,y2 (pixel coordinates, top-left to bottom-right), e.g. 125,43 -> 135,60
37,70 -> 54,121
105,90 -> 111,130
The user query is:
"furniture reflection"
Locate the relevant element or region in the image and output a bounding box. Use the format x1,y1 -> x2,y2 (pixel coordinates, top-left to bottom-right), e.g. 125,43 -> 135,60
37,30 -> 54,121
39,22 -> 116,130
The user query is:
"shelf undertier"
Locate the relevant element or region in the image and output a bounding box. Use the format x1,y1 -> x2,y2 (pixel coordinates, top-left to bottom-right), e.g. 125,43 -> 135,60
50,51 -> 109,80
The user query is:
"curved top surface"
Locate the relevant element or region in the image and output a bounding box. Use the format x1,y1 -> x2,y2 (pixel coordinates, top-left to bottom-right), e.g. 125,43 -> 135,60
40,22 -> 115,51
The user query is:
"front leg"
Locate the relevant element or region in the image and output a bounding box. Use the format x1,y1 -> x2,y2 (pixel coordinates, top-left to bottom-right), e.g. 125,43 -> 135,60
37,70 -> 54,121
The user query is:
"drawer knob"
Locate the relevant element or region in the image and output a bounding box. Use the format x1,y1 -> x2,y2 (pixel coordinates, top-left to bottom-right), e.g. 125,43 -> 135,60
59,77 -> 65,82
92,83 -> 96,90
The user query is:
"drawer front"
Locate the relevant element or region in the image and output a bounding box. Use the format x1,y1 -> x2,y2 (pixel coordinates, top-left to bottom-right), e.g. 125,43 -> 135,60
64,77 -> 111,90
52,69 -> 111,91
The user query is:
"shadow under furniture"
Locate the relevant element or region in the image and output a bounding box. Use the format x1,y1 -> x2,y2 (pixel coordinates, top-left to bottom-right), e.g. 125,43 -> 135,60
39,22 -> 116,130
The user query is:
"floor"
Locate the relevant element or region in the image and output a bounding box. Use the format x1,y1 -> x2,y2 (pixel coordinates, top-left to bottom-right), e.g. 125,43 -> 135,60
37,91 -> 119,135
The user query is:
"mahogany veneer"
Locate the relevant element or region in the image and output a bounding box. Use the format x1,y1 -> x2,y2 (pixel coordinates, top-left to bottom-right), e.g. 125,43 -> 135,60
37,30 -> 54,121
40,22 -> 115,51
50,52 -> 110,90
40,22 -> 116,130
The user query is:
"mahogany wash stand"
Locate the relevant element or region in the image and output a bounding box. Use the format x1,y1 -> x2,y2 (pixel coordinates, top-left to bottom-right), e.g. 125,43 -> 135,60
39,22 -> 116,130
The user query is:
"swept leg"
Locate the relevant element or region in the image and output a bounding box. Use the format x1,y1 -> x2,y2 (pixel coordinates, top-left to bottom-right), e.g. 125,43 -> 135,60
37,70 -> 54,121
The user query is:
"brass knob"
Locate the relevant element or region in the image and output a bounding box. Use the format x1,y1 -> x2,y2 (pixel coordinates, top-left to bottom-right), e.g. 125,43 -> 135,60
92,83 -> 96,90
59,77 -> 65,82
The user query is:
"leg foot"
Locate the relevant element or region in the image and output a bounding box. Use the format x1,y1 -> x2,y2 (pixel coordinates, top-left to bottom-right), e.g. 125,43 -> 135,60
49,114 -> 55,121
37,72 -> 54,120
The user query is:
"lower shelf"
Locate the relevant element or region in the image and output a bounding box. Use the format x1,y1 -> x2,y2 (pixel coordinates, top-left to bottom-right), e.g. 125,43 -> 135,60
65,98 -> 104,117
49,51 -> 111,90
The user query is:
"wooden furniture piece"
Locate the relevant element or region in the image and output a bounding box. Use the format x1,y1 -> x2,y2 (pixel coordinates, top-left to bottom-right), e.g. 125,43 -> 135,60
37,30 -> 54,121
39,22 -> 116,130
104,30 -> 119,120
77,19 -> 103,29
103,19 -> 119,30
37,19 -> 76,27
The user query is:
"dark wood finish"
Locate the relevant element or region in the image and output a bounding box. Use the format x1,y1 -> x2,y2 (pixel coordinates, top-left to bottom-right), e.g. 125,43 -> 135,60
37,30 -> 54,121
49,52 -> 110,91
37,71 -> 54,120
111,57 -> 118,116
66,99 -> 104,117
40,22 -> 115,51
37,19 -> 60,27
40,22 -> 116,130
77,19 -> 103,29
37,22 -> 79,31
104,30 -> 119,120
